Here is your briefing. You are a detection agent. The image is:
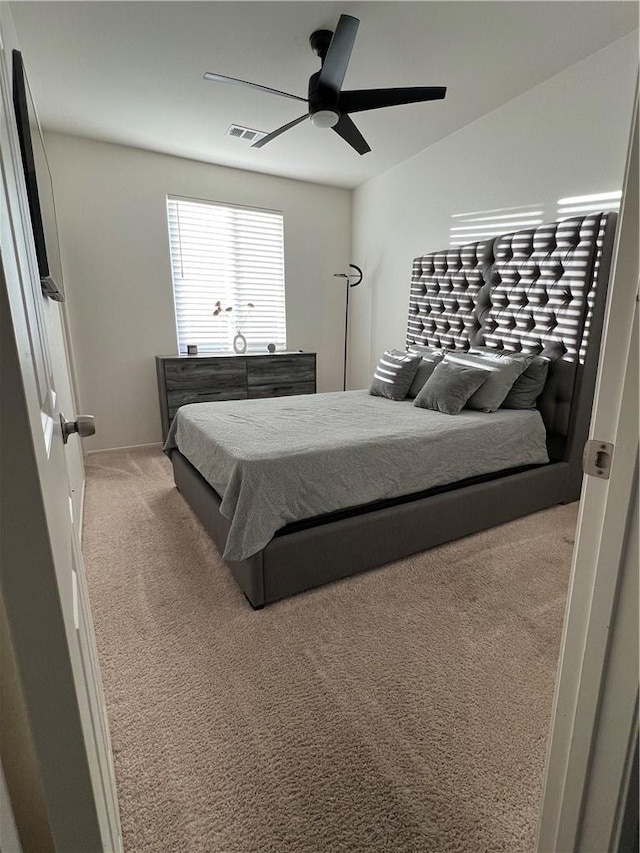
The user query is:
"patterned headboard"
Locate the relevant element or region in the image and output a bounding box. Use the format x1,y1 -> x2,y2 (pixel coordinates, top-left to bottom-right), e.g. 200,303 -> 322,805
406,213 -> 617,454
406,239 -> 493,351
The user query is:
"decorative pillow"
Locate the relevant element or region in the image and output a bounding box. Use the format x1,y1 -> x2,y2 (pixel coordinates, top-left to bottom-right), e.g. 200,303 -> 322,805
444,351 -> 530,413
413,360 -> 488,415
470,346 -> 550,409
502,357 -> 550,408
369,349 -> 422,401
406,346 -> 445,398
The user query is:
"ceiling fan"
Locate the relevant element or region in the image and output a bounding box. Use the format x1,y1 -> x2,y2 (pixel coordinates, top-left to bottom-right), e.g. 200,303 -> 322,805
204,14 -> 446,155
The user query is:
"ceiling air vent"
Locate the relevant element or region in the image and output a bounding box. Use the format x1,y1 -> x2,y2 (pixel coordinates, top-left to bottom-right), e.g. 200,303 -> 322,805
227,124 -> 267,142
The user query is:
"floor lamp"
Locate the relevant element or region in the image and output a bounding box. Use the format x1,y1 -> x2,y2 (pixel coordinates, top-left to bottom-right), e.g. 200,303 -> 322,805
333,264 -> 363,391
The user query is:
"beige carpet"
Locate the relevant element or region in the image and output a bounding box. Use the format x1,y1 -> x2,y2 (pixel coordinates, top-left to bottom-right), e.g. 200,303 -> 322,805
83,447 -> 577,853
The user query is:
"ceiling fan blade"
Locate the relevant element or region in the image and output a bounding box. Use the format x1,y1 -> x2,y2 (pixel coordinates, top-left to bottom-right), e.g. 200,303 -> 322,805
332,114 -> 370,156
204,72 -> 308,103
317,15 -> 359,96
252,114 -> 309,148
339,86 -> 446,114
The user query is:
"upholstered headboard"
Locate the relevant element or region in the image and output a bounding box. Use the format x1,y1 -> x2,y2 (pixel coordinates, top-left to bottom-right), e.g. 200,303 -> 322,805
407,213 -> 617,462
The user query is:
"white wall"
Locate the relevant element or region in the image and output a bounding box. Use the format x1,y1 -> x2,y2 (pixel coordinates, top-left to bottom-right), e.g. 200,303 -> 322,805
348,34 -> 638,389
46,134 -> 351,450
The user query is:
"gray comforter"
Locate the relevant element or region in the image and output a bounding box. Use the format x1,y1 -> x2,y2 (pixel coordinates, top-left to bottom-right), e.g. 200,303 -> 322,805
164,390 -> 549,561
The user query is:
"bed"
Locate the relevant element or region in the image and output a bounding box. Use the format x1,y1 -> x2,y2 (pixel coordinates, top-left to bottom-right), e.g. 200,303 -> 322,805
166,212 -> 617,608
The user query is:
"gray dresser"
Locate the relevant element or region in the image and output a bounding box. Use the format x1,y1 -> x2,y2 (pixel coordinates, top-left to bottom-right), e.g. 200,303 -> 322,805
155,352 -> 316,439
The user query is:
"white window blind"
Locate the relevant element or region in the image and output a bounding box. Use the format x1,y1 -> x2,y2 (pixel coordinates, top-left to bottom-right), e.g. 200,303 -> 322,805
167,196 -> 286,353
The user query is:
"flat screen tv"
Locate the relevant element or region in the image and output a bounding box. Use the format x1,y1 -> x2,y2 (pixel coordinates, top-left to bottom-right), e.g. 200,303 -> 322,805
12,49 -> 64,302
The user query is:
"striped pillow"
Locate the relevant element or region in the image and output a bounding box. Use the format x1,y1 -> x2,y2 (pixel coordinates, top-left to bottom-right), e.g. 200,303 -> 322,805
370,349 -> 422,401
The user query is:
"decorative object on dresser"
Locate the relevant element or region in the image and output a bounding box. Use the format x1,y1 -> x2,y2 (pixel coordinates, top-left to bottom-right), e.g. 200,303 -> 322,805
212,300 -> 254,354
155,352 -> 316,440
333,263 -> 363,390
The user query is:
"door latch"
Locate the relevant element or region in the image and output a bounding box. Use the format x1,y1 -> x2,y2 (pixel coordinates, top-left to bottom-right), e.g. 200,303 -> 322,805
582,439 -> 614,480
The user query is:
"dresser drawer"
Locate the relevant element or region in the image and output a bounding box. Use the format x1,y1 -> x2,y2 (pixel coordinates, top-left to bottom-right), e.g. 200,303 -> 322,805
248,381 -> 316,400
164,358 -> 246,391
247,354 -> 316,387
167,388 -> 248,410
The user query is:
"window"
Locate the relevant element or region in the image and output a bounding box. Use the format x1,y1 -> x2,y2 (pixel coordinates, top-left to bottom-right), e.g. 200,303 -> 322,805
167,196 -> 286,353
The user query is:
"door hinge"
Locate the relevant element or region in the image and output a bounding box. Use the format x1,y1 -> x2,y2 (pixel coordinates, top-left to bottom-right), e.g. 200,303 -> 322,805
583,439 -> 614,480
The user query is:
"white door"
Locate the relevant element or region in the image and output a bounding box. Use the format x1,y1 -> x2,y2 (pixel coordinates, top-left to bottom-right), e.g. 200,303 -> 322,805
536,89 -> 638,852
0,9 -> 121,851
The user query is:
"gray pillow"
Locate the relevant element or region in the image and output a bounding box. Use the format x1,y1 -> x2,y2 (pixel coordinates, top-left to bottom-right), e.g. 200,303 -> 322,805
470,346 -> 549,409
370,349 -> 421,401
413,360 -> 488,415
444,351 -> 530,412
502,357 -> 550,408
406,346 -> 445,398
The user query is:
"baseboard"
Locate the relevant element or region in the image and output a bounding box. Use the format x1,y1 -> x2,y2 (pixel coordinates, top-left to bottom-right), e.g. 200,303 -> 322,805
85,441 -> 163,455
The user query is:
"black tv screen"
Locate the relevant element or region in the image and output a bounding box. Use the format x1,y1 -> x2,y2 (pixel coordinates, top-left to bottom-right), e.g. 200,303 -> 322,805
12,49 -> 64,302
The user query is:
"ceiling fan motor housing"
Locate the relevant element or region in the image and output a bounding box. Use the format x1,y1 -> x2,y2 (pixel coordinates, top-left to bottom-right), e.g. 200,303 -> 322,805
309,29 -> 333,59
308,69 -> 340,127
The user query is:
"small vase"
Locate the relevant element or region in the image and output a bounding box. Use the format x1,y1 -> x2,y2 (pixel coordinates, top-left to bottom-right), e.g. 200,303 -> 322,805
233,332 -> 247,354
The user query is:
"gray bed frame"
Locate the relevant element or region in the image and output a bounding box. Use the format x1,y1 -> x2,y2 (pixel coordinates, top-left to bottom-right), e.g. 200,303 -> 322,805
170,212 -> 617,608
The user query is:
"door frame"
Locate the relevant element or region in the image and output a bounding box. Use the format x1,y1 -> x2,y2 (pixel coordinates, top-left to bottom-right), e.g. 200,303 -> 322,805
536,85 -> 639,852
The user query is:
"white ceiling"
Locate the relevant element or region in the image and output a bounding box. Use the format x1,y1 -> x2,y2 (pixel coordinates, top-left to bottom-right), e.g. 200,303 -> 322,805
11,1 -> 638,190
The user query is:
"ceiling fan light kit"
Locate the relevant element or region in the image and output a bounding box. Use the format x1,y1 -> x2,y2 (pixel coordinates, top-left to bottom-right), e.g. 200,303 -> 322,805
204,13 -> 446,155
310,109 -> 340,129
